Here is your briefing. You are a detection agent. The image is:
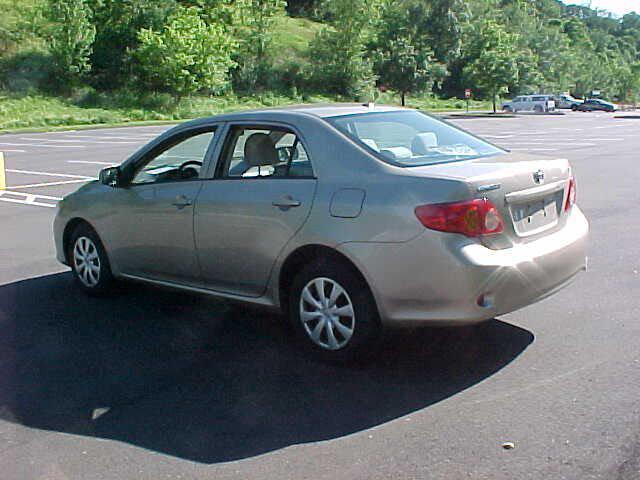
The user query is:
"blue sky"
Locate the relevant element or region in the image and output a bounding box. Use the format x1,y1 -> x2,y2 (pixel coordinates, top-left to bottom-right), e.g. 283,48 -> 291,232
563,0 -> 640,16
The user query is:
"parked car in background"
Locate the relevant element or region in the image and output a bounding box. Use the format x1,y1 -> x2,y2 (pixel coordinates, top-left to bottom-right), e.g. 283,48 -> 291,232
54,104 -> 588,362
576,98 -> 617,112
502,95 -> 556,113
555,94 -> 584,110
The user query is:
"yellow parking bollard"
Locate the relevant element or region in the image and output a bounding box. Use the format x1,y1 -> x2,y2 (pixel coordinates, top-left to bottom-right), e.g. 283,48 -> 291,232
0,152 -> 5,190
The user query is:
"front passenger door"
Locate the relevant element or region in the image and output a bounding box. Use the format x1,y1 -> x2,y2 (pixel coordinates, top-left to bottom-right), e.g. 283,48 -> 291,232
107,128 -> 218,284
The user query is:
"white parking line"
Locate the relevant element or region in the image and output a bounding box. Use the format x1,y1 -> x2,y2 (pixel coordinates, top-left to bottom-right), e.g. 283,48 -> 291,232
20,137 -> 140,145
10,179 -> 90,189
6,169 -> 95,179
0,142 -> 85,149
0,190 -> 60,208
0,149 -> 26,153
502,140 -> 597,146
64,135 -> 152,141
586,138 -> 626,141
67,160 -> 117,166
512,148 -> 559,151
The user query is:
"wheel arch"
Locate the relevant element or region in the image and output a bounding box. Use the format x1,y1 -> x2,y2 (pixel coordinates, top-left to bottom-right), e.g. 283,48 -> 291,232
277,244 -> 379,316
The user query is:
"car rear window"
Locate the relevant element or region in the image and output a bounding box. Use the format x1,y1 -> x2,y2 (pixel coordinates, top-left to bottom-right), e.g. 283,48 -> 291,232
326,110 -> 504,167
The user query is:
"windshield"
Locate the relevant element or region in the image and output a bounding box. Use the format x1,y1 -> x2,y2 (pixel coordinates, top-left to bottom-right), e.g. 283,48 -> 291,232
326,110 -> 505,166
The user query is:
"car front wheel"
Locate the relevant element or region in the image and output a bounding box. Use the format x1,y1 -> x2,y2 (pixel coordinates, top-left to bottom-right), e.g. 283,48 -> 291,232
289,258 -> 381,362
68,224 -> 114,294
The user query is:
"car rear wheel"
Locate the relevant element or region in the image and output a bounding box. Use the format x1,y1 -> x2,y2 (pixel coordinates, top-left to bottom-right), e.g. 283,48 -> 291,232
534,105 -> 543,113
288,258 -> 381,363
68,224 -> 114,294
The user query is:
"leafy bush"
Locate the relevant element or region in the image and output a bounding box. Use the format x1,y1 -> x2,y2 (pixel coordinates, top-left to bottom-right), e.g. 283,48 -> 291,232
308,0 -> 381,98
46,0 -> 96,90
135,6 -> 237,98
87,0 -> 176,90
0,51 -> 53,93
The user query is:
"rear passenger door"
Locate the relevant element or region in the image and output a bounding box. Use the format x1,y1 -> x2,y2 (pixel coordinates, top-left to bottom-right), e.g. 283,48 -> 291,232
194,123 -> 317,297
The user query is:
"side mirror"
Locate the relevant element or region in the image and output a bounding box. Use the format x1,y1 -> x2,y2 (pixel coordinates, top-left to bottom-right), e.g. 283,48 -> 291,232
99,166 -> 121,187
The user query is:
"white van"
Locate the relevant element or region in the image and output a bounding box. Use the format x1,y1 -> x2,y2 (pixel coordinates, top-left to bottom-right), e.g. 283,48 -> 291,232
502,95 -> 556,113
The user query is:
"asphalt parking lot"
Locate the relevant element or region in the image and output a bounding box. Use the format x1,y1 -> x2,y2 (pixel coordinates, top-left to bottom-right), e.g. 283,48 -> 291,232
0,111 -> 639,479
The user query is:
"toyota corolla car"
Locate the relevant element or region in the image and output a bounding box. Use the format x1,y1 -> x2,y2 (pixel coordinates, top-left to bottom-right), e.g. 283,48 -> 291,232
54,104 -> 588,361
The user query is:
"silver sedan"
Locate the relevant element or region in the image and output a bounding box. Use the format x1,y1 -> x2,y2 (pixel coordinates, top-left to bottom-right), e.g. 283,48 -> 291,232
53,104 -> 589,361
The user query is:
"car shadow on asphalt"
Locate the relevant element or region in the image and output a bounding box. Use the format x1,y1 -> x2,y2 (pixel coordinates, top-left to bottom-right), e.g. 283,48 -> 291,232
0,272 -> 534,464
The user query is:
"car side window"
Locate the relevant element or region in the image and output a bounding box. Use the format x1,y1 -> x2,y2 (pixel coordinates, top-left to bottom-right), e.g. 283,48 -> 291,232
220,126 -> 313,179
130,129 -> 216,185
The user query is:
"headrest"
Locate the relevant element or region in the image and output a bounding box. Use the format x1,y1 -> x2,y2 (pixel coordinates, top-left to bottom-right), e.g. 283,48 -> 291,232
380,146 -> 412,161
411,132 -> 438,155
360,138 -> 380,152
244,133 -> 278,167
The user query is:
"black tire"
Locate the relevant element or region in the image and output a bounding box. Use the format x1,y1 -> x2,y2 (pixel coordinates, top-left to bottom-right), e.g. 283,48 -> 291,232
67,223 -> 114,295
288,257 -> 381,363
503,106 -> 512,113
571,104 -> 578,111
534,105 -> 543,113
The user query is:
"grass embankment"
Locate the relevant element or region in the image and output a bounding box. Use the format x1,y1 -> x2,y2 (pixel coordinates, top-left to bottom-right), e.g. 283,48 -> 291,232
0,93 -> 494,133
0,93 -> 332,131
0,14 -> 493,133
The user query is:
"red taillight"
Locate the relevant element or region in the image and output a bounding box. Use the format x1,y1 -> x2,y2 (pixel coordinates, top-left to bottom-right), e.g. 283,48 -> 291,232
415,198 -> 504,237
565,176 -> 576,211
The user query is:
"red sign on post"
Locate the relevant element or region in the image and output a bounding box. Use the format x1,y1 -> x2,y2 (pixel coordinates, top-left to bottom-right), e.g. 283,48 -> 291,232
465,89 -> 472,99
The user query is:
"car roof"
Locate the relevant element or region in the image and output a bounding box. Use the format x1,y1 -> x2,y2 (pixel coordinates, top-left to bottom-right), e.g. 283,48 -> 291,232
179,103 -> 409,127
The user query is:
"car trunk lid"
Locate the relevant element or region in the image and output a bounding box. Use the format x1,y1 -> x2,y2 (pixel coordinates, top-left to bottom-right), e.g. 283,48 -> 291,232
407,152 -> 572,247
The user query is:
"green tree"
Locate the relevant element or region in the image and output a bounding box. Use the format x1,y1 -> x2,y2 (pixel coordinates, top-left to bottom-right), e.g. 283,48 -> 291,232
619,62 -> 640,103
408,0 -> 465,64
309,0 -> 382,97
463,19 -> 519,112
135,6 -> 236,98
234,0 -> 287,90
374,38 -> 434,105
46,0 -> 96,90
87,0 -> 176,90
371,1 -> 438,105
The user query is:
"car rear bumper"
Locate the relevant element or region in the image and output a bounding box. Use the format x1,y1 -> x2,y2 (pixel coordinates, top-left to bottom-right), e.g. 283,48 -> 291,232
339,206 -> 589,326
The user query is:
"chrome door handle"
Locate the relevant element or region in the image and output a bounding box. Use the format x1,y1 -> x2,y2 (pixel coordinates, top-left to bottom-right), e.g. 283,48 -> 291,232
172,195 -> 193,208
272,196 -> 301,208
